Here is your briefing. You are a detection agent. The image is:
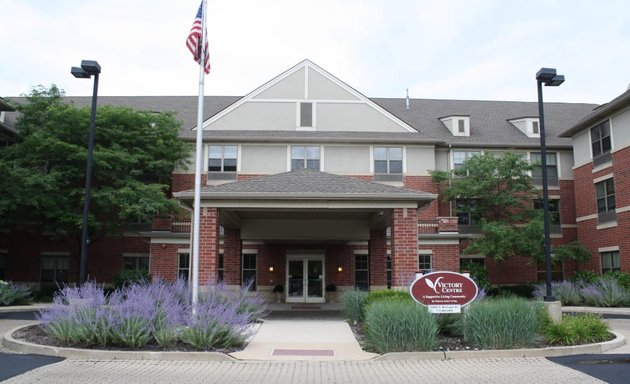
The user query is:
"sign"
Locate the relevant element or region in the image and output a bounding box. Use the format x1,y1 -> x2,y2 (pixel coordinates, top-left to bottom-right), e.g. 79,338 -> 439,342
409,271 -> 478,313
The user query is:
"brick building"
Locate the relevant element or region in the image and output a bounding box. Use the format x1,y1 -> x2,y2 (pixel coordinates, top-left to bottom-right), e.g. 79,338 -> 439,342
1,60 -> 626,302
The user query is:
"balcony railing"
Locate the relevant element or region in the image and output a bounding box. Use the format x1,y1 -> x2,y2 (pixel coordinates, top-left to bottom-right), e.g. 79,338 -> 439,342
418,217 -> 459,234
171,220 -> 192,232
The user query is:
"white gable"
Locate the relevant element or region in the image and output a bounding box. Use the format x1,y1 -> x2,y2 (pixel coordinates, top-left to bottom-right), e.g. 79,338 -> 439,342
204,60 -> 415,133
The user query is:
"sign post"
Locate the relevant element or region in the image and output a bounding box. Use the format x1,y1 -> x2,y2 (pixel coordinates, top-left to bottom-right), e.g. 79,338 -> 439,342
409,271 -> 479,314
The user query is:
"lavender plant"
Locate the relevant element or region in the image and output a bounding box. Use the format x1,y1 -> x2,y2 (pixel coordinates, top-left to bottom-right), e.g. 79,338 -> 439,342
581,277 -> 630,307
533,281 -> 582,306
181,299 -> 250,350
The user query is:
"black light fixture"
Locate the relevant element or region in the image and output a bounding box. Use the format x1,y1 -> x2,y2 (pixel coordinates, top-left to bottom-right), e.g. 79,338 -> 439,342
536,67 -> 564,302
71,59 -> 101,285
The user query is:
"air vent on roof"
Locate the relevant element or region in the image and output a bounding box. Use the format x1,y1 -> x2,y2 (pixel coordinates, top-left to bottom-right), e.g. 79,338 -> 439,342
440,116 -> 470,137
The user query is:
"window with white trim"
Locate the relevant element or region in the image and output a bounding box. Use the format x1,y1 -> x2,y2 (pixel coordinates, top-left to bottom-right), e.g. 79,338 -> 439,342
178,252 -> 190,281
355,253 -> 369,291
601,251 -> 620,274
41,253 -> 69,283
531,152 -> 558,187
300,102 -> 313,127
208,145 -> 237,180
596,178 -> 616,223
418,252 -> 432,272
453,151 -> 480,170
242,253 -> 257,291
291,146 -> 320,170
374,147 -> 403,181
591,120 -> 612,166
218,253 -> 224,282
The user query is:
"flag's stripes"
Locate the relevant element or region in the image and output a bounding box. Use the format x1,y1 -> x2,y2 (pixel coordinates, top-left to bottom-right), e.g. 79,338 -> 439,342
186,3 -> 210,74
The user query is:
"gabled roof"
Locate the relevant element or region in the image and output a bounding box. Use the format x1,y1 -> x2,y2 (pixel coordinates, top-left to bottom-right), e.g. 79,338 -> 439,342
560,89 -> 630,137
201,59 -> 418,134
174,168 -> 436,205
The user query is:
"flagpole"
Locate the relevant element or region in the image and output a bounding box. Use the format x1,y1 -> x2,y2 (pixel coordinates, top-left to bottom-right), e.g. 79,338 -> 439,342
191,0 -> 208,307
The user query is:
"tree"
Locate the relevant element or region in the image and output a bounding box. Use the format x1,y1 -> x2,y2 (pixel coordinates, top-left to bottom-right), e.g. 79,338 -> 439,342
430,153 -> 542,286
0,85 -> 190,243
553,241 -> 592,271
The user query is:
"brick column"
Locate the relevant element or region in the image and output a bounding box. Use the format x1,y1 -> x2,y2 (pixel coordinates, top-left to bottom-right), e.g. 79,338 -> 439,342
199,207 -> 219,286
223,227 -> 241,285
369,228 -> 387,288
391,208 -> 419,288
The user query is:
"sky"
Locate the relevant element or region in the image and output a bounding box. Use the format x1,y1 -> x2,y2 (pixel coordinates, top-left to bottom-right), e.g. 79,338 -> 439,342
1,0 -> 629,104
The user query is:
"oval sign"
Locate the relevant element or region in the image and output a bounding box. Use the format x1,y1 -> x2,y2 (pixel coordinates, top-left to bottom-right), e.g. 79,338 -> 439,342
409,271 -> 478,307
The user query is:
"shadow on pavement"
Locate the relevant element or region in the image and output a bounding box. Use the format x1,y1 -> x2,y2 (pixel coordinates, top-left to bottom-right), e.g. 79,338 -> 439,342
548,354 -> 630,384
0,311 -> 37,321
0,353 -> 64,381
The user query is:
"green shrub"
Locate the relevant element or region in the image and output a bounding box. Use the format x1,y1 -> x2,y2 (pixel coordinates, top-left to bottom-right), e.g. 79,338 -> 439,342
363,289 -> 412,311
603,271 -> 630,291
365,301 -> 438,352
544,313 -> 611,345
533,281 -> 582,306
341,290 -> 368,324
0,281 -> 33,306
461,262 -> 490,290
435,313 -> 463,337
462,297 -> 544,349
571,270 -> 598,285
580,277 -> 630,307
112,269 -> 151,289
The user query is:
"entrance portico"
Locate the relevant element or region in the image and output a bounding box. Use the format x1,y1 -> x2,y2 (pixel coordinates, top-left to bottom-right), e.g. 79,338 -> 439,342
172,169 -> 436,300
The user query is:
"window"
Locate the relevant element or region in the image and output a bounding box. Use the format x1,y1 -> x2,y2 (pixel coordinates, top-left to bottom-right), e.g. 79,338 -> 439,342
458,119 -> 466,133
355,254 -> 369,291
453,151 -> 480,170
300,102 -> 313,127
41,254 -> 69,283
374,147 -> 403,181
208,145 -> 237,180
242,253 -> 256,291
455,199 -> 481,233
534,199 -> 561,233
0,251 -> 6,280
123,254 -> 149,271
178,252 -> 190,281
591,120 -> 612,166
596,179 -> 616,223
530,152 -> 558,187
532,121 -> 540,135
418,253 -> 432,272
217,253 -> 224,282
601,251 -> 620,274
291,146 -> 320,170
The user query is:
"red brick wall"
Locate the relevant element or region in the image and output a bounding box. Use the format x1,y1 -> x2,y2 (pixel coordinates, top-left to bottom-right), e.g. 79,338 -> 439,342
150,243 -> 179,281
426,244 -> 460,271
391,208 -> 419,287
222,228 -> 241,285
369,228 -> 387,286
404,176 -> 439,219
199,207 -> 219,285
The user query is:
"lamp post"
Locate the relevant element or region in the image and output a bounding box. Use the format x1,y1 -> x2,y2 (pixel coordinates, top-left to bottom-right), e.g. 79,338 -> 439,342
535,67 -> 564,302
71,60 -> 101,285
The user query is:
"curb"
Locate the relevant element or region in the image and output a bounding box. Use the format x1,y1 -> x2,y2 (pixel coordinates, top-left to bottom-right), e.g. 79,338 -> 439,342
0,304 -> 51,313
375,331 -> 624,360
4,323 -> 624,362
2,324 -> 236,361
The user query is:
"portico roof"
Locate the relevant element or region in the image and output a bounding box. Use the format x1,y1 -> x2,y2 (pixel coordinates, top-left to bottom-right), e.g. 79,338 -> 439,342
174,168 -> 436,209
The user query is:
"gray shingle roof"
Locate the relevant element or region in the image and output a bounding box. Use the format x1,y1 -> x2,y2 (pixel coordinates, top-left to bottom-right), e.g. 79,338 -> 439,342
560,89 -> 630,137
4,95 -> 598,148
174,168 -> 436,201
372,98 -> 598,148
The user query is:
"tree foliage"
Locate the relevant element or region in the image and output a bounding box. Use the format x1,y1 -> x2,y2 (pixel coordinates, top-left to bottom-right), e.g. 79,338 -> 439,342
0,85 -> 190,240
553,241 -> 592,267
431,153 -> 543,267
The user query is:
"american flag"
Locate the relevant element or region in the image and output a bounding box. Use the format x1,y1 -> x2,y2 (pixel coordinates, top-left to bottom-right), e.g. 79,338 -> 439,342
186,2 -> 210,74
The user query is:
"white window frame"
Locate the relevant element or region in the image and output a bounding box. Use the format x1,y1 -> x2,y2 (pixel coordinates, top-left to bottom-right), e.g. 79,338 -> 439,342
207,144 -> 238,181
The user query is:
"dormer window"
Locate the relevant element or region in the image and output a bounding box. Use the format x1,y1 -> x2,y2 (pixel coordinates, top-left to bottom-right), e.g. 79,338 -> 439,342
508,117 -> 540,138
440,116 -> 470,137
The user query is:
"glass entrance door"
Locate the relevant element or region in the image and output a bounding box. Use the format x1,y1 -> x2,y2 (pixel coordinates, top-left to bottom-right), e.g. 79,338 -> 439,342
286,255 -> 325,303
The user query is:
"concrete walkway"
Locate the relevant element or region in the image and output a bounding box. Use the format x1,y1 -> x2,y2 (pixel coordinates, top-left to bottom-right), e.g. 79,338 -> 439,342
230,319 -> 377,361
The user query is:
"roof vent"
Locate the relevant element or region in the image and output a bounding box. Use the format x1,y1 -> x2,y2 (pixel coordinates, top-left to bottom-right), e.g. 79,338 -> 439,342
405,88 -> 410,109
